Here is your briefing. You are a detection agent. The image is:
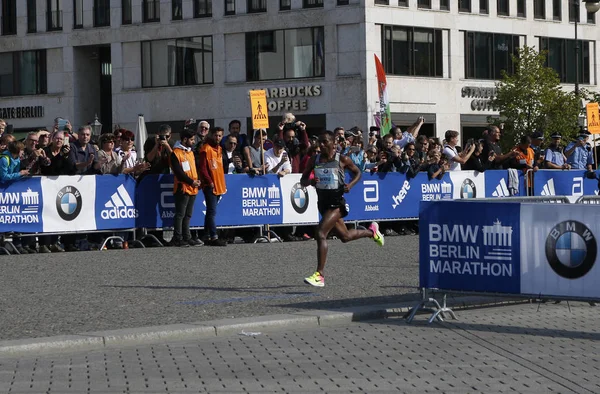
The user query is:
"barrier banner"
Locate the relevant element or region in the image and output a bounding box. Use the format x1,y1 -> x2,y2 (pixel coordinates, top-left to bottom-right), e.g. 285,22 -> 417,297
280,174 -> 319,224
135,174 -> 177,228
0,177 -> 43,232
520,204 -> 600,299
95,175 -> 138,230
484,170 -> 526,197
41,175 -> 97,232
448,171 -> 486,199
419,200 -> 521,294
533,170 -> 598,198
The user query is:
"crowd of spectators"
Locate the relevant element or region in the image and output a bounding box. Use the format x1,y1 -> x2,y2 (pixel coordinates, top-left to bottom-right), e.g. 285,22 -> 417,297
0,113 -> 596,252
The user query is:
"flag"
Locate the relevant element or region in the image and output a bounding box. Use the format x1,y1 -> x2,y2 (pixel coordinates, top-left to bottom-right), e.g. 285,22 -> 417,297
374,54 -> 392,137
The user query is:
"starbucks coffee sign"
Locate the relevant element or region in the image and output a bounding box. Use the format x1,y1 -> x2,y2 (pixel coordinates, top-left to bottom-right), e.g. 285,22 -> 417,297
461,86 -> 498,111
252,85 -> 322,112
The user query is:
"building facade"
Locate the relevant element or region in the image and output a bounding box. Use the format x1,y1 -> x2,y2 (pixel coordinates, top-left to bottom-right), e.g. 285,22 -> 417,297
0,0 -> 598,142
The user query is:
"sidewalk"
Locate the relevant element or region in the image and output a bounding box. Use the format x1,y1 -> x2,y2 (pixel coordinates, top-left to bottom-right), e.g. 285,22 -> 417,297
1,302 -> 598,393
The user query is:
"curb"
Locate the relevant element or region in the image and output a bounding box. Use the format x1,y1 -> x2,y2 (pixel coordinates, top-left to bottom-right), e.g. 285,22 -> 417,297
0,295 -> 530,357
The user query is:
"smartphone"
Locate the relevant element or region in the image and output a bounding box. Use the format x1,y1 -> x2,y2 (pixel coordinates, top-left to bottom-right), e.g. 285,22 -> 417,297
58,119 -> 67,131
63,136 -> 70,145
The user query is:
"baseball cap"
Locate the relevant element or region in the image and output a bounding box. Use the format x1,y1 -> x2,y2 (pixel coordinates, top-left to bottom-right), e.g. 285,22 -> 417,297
531,131 -> 544,140
273,138 -> 286,148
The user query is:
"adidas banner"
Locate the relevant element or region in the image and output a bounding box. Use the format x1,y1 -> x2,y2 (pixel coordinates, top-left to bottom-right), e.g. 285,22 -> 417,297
95,175 -> 138,230
533,170 -> 598,200
421,200 -> 600,300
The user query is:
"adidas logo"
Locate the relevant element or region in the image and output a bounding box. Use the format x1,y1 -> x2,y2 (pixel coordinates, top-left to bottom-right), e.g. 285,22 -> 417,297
101,184 -> 138,219
492,179 -> 510,197
540,179 -> 556,196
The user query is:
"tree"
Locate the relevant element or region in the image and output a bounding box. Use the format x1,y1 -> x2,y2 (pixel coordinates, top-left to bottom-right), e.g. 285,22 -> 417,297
488,46 -> 583,151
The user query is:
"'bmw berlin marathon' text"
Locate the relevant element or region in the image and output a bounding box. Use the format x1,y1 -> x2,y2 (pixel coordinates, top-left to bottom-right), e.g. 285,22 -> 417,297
428,220 -> 514,277
241,185 -> 281,217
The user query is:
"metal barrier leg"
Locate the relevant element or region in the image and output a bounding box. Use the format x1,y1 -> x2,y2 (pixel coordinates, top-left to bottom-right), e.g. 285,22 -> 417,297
99,235 -> 125,251
0,246 -> 11,255
4,241 -> 19,255
405,291 -> 458,324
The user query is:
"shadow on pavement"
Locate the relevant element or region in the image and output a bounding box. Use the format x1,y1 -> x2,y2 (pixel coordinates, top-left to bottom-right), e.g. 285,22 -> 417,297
100,284 -> 306,294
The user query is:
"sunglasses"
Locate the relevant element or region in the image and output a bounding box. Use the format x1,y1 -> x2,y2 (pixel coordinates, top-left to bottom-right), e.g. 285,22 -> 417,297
406,148 -> 415,151
27,139 -> 39,142
122,138 -> 134,142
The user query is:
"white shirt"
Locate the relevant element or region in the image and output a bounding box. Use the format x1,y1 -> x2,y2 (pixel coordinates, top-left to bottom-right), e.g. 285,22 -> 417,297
264,148 -> 292,173
442,145 -> 461,171
226,150 -> 235,174
393,131 -> 415,149
115,148 -> 137,169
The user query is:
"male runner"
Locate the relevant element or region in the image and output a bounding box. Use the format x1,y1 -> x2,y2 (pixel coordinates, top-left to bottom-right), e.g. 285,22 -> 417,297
300,130 -> 384,287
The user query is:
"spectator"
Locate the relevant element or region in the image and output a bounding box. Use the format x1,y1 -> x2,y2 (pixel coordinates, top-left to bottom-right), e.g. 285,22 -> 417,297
0,134 -> 15,151
370,149 -> 390,173
544,133 -> 570,170
509,135 -> 537,171
442,130 -> 475,171
565,130 -> 594,171
424,149 -> 448,180
197,127 -> 227,247
415,135 -> 429,164
299,143 -> 320,174
481,125 -> 517,169
277,113 -> 309,173
0,141 -> 29,183
170,129 -> 202,247
530,131 -> 545,167
223,135 -> 247,174
397,142 -> 421,178
429,138 -> 442,152
69,125 -> 97,175
334,127 -> 346,153
378,144 -> 402,173
116,129 -> 150,176
244,129 -> 267,175
367,127 -> 379,149
347,135 -> 365,171
39,132 -> 76,253
94,133 -> 126,175
0,119 -> 5,136
196,120 -> 210,147
21,132 -> 51,175
221,120 -> 247,152
53,117 -> 76,143
113,128 -> 122,149
265,138 -> 292,177
392,117 -> 424,149
463,140 -> 494,172
364,145 -> 378,171
143,124 -> 173,177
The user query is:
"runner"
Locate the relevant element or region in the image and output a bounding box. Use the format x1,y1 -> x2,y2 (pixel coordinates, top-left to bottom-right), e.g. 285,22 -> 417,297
300,130 -> 384,287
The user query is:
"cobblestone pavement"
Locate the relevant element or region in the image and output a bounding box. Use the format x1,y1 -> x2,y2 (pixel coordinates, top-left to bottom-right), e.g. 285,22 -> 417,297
1,302 -> 598,393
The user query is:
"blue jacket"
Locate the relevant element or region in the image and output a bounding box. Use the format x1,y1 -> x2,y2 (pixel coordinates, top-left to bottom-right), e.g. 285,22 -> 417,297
0,150 -> 22,183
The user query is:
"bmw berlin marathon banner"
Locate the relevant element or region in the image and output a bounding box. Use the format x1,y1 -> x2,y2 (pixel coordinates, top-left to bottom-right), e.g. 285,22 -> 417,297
420,200 -> 600,300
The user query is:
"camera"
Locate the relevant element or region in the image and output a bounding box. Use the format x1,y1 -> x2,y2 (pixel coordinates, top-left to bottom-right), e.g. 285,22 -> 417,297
158,135 -> 167,141
283,122 -> 302,134
338,136 -> 346,143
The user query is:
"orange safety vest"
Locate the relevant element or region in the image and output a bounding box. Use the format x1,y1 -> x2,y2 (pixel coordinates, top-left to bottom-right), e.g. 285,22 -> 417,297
172,148 -> 198,196
513,146 -> 535,167
200,143 -> 226,195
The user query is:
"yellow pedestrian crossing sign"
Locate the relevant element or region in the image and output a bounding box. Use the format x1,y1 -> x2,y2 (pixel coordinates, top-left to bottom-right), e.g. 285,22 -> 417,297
587,102 -> 600,134
250,90 -> 269,129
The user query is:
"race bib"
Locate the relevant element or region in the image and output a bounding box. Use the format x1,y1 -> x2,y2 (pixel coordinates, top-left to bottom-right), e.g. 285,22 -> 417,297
314,168 -> 338,190
182,160 -> 191,171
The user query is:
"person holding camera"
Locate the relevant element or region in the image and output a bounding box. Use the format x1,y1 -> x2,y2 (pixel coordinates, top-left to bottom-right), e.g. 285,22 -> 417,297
463,140 -> 495,172
565,129 -> 594,172
223,135 -> 248,174
143,124 -> 173,177
442,130 -> 475,171
21,132 -> 51,175
265,138 -> 292,177
397,142 -> 421,178
277,113 -> 309,173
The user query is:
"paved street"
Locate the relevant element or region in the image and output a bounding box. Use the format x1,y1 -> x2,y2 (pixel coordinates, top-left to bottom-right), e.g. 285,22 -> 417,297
1,302 -> 598,393
0,235 -> 419,341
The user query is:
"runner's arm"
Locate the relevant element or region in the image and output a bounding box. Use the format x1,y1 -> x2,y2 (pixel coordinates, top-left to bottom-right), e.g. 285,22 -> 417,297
341,155 -> 361,193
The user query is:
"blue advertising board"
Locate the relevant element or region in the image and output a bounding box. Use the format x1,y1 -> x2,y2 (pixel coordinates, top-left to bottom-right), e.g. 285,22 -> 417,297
419,200 -> 521,294
0,177 -> 43,232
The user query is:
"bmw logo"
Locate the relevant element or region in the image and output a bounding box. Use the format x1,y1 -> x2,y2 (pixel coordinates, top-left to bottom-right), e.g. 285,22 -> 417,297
545,221 -> 597,279
460,179 -> 476,199
56,186 -> 82,221
290,182 -> 309,214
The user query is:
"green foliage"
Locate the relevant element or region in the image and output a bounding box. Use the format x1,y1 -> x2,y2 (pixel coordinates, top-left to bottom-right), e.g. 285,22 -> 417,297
488,46 -> 584,152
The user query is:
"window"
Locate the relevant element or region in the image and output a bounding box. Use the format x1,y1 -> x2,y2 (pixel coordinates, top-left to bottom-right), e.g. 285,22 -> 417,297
122,0 -> 132,24
440,0 -> 449,10
382,25 -> 444,78
418,0 -> 431,9
304,0 -> 323,8
337,0 -> 349,5
173,0 -> 182,20
540,37 -> 589,84
0,50 -> 47,97
194,0 -> 212,17
143,0 -> 160,22
47,0 -> 63,31
398,0 -> 408,6
459,0 -> 471,13
248,0 -> 267,12
569,0 -> 579,22
73,0 -> 83,28
246,27 -> 325,81
1,0 -> 16,35
497,0 -> 508,16
225,0 -> 235,15
94,0 -> 111,27
465,31 -> 520,79
588,11 -> 596,24
280,0 -> 291,10
552,0 -> 561,20
142,36 -> 213,87
517,0 -> 525,17
479,0 -> 488,14
534,0 -> 545,19
27,0 -> 36,33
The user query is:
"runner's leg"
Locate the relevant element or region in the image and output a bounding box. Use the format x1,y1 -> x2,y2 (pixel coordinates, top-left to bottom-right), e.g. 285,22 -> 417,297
315,208 -> 343,274
333,219 -> 374,243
